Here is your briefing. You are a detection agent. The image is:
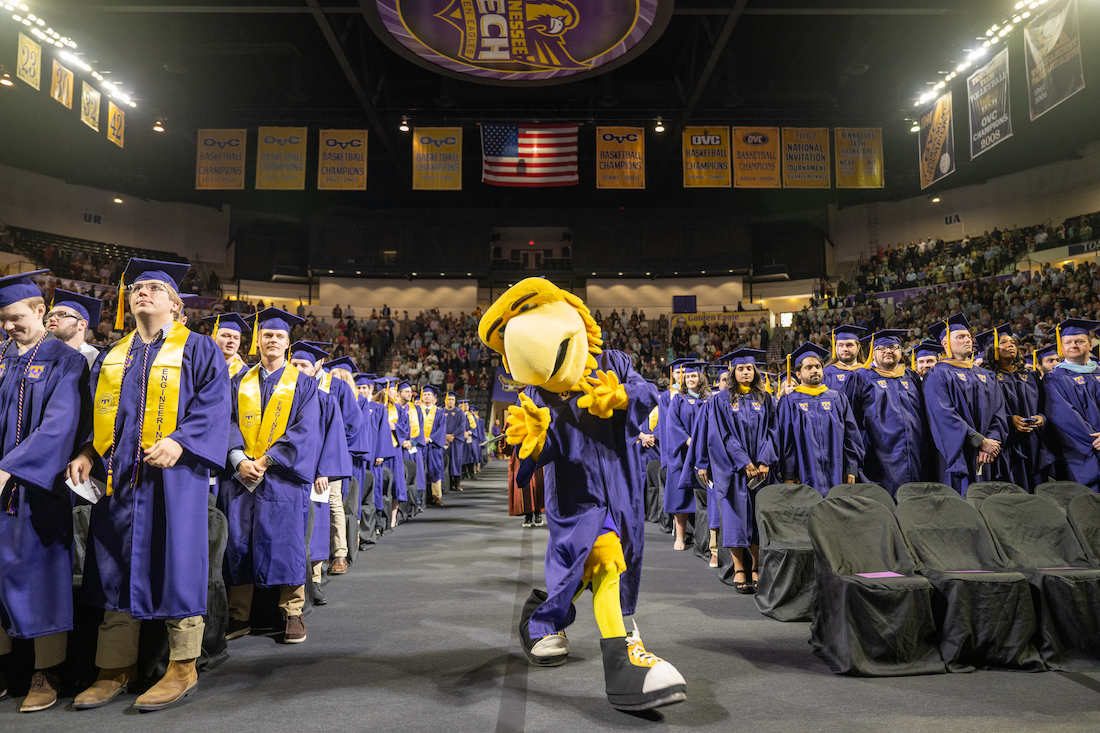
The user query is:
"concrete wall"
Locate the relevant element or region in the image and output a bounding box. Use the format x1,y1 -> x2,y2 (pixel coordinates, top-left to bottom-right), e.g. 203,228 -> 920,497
318,278 -> 478,315
585,276 -> 744,313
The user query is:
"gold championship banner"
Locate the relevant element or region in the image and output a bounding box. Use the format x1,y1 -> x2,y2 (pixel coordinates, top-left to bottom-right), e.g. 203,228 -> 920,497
733,127 -> 780,188
668,311 -> 772,335
17,32 -> 41,90
107,101 -> 124,149
835,127 -> 884,188
196,129 -> 247,190
683,126 -> 730,188
50,59 -> 73,109
80,81 -> 101,132
318,130 -> 368,191
781,128 -> 830,188
256,126 -> 307,190
412,127 -> 463,190
595,127 -> 644,189
918,91 -> 955,190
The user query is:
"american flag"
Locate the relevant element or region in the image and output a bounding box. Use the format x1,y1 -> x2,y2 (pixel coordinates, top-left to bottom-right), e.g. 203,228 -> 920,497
481,123 -> 579,187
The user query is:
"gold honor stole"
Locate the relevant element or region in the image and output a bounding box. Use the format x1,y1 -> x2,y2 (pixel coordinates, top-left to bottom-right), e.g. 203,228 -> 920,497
227,354 -> 247,378
407,403 -> 421,439
466,412 -> 477,430
238,364 -> 300,459
423,405 -> 437,439
317,370 -> 333,394
387,403 -> 399,447
93,321 -> 191,493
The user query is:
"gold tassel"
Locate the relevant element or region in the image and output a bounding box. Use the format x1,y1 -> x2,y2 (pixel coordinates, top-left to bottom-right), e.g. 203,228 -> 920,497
993,326 -> 999,361
831,332 -> 836,362
942,319 -> 952,359
862,335 -> 875,369
249,313 -> 260,355
212,314 -> 220,339
911,350 -> 916,371
1031,349 -> 1037,371
1056,324 -> 1063,358
113,274 -> 125,331
786,353 -> 791,387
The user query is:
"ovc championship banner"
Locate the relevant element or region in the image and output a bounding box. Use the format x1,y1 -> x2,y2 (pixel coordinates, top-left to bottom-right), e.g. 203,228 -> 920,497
492,366 -> 526,404
256,126 -> 307,190
1024,0 -> 1085,120
80,81 -> 101,132
318,130 -> 368,191
918,91 -> 955,190
781,127 -> 830,188
196,129 -> 247,190
412,127 -> 462,190
668,311 -> 772,336
834,128 -> 884,188
682,126 -> 731,188
732,127 -> 780,188
107,101 -> 125,149
967,48 -> 1013,159
595,126 -> 645,189
50,59 -> 73,109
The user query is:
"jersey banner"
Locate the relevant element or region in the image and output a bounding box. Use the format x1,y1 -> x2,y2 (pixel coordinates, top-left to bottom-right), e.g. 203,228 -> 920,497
318,130 -> 368,191
196,129 -> 247,190
80,81 -> 101,132
682,126 -> 730,188
967,48 -> 1013,159
595,126 -> 645,189
834,128 -> 884,188
733,127 -> 780,188
17,32 -> 41,90
918,91 -> 955,190
107,101 -> 125,148
1024,0 -> 1085,120
256,126 -> 307,190
50,59 -> 73,109
781,127 -> 830,188
413,127 -> 462,190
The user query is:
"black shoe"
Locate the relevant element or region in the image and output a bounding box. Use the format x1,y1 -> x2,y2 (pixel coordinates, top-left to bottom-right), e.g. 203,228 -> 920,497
519,589 -> 574,667
313,583 -> 327,606
226,618 -> 251,640
600,623 -> 687,712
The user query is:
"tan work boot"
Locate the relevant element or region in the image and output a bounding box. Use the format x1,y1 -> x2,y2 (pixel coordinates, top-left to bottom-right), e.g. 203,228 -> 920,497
73,665 -> 137,710
133,659 -> 197,712
20,671 -> 60,712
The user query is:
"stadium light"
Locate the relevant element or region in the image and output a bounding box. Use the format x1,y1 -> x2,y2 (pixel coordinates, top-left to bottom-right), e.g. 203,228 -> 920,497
153,119 -> 165,132
654,116 -> 665,133
399,115 -> 410,132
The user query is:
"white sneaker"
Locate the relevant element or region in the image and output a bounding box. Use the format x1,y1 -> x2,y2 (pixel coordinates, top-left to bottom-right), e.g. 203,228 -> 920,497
625,622 -> 687,699
529,632 -> 570,664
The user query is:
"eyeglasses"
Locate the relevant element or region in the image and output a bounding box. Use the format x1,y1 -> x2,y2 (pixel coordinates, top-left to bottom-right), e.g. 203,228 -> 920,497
873,344 -> 901,352
46,310 -> 81,322
129,282 -> 169,294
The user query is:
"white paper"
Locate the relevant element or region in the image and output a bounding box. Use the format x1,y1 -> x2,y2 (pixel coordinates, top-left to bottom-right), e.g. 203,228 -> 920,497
310,483 -> 329,503
66,476 -> 107,504
408,446 -> 418,454
234,471 -> 262,492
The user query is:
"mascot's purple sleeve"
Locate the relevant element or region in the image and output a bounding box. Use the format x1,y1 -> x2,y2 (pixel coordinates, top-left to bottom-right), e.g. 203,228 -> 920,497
517,350 -> 658,638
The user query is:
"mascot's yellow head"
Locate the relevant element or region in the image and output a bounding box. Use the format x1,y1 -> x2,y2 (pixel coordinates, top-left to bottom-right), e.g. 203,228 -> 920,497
479,277 -> 602,393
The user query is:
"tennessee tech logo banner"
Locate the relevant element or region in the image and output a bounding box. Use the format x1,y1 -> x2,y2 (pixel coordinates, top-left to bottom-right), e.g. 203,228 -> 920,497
318,130 -> 368,191
682,126 -> 730,188
595,126 -> 644,189
413,127 -> 463,190
781,128 -> 830,188
918,92 -> 955,190
732,127 -> 780,188
256,126 -> 307,190
196,130 -> 247,190
834,128 -> 884,189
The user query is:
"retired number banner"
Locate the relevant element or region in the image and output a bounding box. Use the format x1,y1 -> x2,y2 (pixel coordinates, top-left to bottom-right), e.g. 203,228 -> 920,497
967,48 -> 1013,159
595,127 -> 644,189
256,126 -> 307,190
683,127 -> 730,188
834,128 -> 884,188
17,32 -> 41,90
412,127 -> 462,190
196,129 -> 247,190
50,59 -> 73,109
80,81 -> 101,132
107,101 -> 125,149
781,128 -> 830,188
732,127 -> 780,188
918,91 -> 955,190
318,130 -> 368,191
1024,0 -> 1085,120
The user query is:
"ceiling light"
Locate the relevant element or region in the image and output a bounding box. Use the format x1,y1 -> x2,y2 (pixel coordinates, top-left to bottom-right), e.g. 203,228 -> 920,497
1012,15 -> 1022,23
1014,1 -> 1023,7
654,115 -> 665,133
113,198 -> 123,204
153,119 -> 164,132
910,124 -> 920,132
932,197 -> 940,203
411,272 -> 416,276
991,36 -> 999,43
466,272 -> 471,276
618,272 -> 623,276
1,73 -> 12,87
399,115 -> 410,132
1022,11 -> 1030,18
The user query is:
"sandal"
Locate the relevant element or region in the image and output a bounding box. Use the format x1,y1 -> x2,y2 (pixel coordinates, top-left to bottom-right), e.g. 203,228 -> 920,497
673,538 -> 686,551
752,568 -> 760,592
709,551 -> 719,569
732,570 -> 754,595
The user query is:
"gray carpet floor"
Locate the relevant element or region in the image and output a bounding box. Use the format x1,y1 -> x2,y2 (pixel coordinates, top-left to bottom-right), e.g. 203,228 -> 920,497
7,460 -> 1100,731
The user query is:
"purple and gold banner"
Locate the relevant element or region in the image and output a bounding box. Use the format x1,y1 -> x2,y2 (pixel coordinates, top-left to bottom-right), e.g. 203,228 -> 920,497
918,92 -> 954,190
967,48 -> 1012,159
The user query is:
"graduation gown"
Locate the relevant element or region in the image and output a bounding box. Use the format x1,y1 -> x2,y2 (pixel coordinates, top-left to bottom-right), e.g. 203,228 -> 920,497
706,388 -> 779,547
358,400 -> 382,513
310,390 -> 352,563
777,387 -> 863,496
222,365 -> 320,588
326,378 -> 368,496
408,403 -> 426,496
1040,364 -> 1100,491
994,369 -> 1047,492
84,329 -> 231,620
0,337 -> 88,638
421,403 -> 447,483
846,368 -> 926,495
443,407 -> 465,478
923,361 -> 1009,495
379,402 -> 408,501
664,391 -> 706,513
517,350 -> 657,639
823,362 -> 861,394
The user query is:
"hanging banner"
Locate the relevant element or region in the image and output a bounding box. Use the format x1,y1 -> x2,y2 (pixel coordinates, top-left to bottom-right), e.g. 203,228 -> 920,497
50,59 -> 73,109
318,129 -> 368,191
412,127 -> 462,191
834,128 -> 884,188
256,126 -> 307,190
781,127 -> 830,188
1024,0 -> 1085,120
196,129 -> 247,190
918,91 -> 955,190
732,127 -> 780,188
967,48 -> 1013,159
106,101 -> 125,148
492,366 -> 526,403
682,126 -> 730,188
595,126 -> 644,189
17,32 -> 41,90
80,81 -> 101,132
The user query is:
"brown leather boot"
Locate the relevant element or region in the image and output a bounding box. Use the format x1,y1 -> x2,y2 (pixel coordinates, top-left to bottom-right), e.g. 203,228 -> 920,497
133,659 -> 198,711
73,665 -> 137,709
329,557 -> 348,575
284,615 -> 307,643
20,671 -> 60,712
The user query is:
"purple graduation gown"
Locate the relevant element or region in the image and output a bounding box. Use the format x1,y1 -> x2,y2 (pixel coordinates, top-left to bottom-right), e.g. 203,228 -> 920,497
412,404 -> 427,494
0,337 -> 88,638
222,365 -> 320,588
517,350 -> 658,638
443,407 -> 465,478
777,387 -> 863,496
422,404 -> 447,483
1039,365 -> 1100,491
994,369 -> 1047,492
84,331 -> 230,619
377,403 -> 407,502
846,368 -> 927,495
310,390 -> 352,563
664,391 -> 706,513
359,400 -> 382,511
823,363 -> 860,393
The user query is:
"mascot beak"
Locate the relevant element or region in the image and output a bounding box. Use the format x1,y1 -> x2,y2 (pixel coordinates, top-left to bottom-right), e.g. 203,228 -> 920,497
504,300 -> 589,392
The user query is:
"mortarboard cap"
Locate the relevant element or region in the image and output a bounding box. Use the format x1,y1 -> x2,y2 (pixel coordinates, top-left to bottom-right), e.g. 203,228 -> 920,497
861,329 -> 908,347
913,340 -> 945,357
397,380 -> 411,391
0,269 -> 47,307
52,287 -> 102,328
422,384 -> 440,396
720,348 -> 765,366
121,258 -> 190,293
254,306 -> 305,334
927,313 -> 971,344
201,313 -> 250,334
353,372 -> 375,387
665,357 -> 694,372
828,325 -> 867,343
789,342 -> 829,369
974,323 -> 1014,354
323,356 -> 358,373
289,340 -> 328,363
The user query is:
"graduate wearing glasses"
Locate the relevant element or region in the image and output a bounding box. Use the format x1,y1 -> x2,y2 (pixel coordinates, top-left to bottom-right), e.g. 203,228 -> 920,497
1039,318 -> 1100,491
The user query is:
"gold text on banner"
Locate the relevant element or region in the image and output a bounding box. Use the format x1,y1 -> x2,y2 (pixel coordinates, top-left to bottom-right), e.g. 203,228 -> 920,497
256,126 -> 307,190
733,127 -> 781,188
595,126 -> 645,189
412,127 -> 463,191
682,126 -> 730,188
781,128 -> 830,188
918,92 -> 955,190
318,130 -> 368,190
196,130 -> 248,190
17,32 -> 41,90
50,59 -> 73,109
834,128 -> 884,189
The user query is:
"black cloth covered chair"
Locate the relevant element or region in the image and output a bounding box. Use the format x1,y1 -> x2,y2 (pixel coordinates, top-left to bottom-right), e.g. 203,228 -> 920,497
1035,481 -> 1093,513
979,494 -> 1100,670
691,487 -> 711,560
753,484 -> 821,621
644,459 -> 664,524
895,495 -> 1043,671
895,482 -> 957,503
1067,493 -> 1100,565
826,482 -> 895,512
965,481 -> 1025,507
808,496 -> 944,676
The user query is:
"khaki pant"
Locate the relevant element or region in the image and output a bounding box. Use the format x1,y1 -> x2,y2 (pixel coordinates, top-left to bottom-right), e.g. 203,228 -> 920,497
94,611 -> 203,669
228,584 -> 305,620
329,479 -> 347,559
0,628 -> 67,669
431,480 -> 442,501
312,560 -> 323,584
710,529 -> 719,551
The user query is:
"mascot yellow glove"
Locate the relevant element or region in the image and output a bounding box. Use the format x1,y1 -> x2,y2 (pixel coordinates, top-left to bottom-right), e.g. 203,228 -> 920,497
506,393 -> 551,460
577,369 -> 630,419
